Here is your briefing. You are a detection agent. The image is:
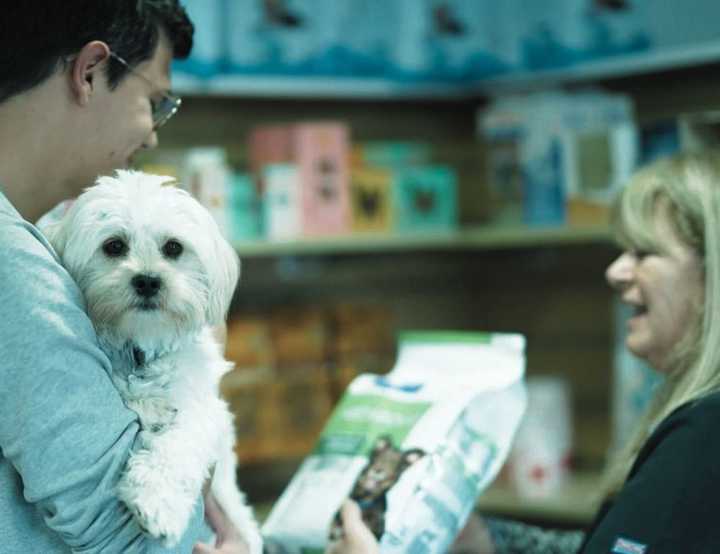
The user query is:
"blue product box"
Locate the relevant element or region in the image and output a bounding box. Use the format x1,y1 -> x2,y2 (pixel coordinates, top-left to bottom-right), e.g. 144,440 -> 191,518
227,173 -> 262,242
522,137 -> 566,226
392,166 -> 458,232
639,120 -> 680,166
172,0 -> 224,78
223,0 -> 273,74
428,0 -> 511,81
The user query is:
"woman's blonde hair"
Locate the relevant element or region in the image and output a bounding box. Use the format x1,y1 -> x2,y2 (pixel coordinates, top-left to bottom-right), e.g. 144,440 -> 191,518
604,149 -> 720,495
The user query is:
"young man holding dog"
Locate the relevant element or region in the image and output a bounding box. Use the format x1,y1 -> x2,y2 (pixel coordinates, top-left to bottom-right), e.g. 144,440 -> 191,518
0,3 -> 248,552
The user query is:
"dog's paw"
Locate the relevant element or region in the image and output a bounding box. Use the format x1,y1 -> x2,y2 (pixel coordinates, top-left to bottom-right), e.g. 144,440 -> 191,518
122,484 -> 196,546
118,459 -> 196,546
128,397 -> 178,433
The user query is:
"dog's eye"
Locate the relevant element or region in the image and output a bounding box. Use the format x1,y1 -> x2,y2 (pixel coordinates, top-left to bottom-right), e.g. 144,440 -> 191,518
162,239 -> 183,259
102,238 -> 127,258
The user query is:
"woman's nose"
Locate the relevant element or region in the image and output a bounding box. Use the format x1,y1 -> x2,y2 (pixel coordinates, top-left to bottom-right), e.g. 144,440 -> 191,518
606,252 -> 635,290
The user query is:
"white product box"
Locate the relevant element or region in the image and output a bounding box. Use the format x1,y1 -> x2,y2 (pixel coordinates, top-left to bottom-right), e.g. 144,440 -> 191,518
263,164 -> 302,240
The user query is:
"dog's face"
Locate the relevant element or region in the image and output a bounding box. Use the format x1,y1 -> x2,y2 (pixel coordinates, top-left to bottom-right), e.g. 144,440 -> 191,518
44,170 -> 240,347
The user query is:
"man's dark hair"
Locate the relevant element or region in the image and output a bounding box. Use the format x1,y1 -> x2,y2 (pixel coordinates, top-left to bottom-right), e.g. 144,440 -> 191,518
0,1 -> 194,103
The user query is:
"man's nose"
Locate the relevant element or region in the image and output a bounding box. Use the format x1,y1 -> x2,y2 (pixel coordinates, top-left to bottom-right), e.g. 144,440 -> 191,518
142,130 -> 159,150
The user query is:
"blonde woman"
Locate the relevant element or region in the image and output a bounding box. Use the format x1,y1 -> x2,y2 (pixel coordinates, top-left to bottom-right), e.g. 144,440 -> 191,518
333,150 -> 720,553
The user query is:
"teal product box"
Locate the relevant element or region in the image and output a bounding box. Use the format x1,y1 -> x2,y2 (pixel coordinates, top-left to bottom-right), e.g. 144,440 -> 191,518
227,173 -> 262,242
392,166 -> 458,232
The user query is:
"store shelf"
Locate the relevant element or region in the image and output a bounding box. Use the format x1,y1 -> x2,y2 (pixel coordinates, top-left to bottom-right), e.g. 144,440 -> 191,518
174,74 -> 469,100
233,224 -> 612,257
477,471 -> 603,526
174,41 -> 720,101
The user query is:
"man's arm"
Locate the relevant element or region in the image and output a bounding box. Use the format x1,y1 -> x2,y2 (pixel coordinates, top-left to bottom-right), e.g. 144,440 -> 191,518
0,217 -> 209,552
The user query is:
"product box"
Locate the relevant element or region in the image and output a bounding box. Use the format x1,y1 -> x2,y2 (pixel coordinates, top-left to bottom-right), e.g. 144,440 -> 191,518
263,164 -> 302,241
392,166 -> 458,233
333,303 -> 396,376
316,0 -> 387,77
480,91 -> 637,226
225,316 -> 274,371
506,376 -> 572,498
256,0 -> 324,75
181,148 -> 232,237
249,122 -> 351,236
384,0 -> 434,80
560,96 -> 638,206
222,373 -> 334,463
248,125 -> 294,192
269,307 -> 330,372
678,110 -> 720,152
227,172 -> 262,242
479,98 -> 533,224
349,167 -> 393,233
172,0 -> 224,78
428,0 -> 512,80
294,123 -> 351,236
223,0 -> 272,74
638,119 -> 681,166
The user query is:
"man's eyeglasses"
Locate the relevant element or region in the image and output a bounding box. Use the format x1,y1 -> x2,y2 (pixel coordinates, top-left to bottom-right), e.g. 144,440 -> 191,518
109,51 -> 181,130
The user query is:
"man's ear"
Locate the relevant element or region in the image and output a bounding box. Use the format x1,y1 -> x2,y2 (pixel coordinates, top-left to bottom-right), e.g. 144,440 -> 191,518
69,41 -> 111,106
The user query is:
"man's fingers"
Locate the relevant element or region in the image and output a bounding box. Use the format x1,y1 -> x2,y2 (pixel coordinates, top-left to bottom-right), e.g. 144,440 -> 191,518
340,500 -> 377,547
192,543 -> 213,554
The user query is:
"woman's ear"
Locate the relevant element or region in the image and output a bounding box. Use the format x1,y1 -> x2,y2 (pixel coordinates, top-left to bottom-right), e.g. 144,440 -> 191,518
69,41 -> 111,106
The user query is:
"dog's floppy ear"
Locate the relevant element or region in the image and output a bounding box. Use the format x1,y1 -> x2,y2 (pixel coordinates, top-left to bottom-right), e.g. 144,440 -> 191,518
36,201 -> 74,260
205,222 -> 240,325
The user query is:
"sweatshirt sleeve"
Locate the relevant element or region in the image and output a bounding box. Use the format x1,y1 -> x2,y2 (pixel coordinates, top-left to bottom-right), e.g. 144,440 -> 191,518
0,216 -> 210,552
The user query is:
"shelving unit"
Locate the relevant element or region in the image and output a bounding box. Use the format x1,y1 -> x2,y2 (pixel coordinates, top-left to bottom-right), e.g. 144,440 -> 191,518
164,38 -> 720,525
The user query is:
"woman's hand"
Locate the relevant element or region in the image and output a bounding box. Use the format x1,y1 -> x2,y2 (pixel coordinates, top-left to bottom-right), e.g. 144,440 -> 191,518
193,489 -> 250,554
325,501 -> 380,554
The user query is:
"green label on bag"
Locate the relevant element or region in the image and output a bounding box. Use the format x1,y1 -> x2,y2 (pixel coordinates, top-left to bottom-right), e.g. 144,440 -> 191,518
315,393 -> 431,456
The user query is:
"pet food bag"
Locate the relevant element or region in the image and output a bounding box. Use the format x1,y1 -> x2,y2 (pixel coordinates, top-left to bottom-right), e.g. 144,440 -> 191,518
262,331 -> 527,554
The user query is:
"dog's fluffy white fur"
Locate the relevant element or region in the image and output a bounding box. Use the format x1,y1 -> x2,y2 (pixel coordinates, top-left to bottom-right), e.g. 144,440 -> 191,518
42,170 -> 262,551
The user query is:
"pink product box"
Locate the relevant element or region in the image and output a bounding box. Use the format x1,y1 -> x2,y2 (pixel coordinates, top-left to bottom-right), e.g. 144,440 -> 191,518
293,123 -> 351,236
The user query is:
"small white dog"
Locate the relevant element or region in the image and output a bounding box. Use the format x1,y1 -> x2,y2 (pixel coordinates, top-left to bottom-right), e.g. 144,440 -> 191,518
41,170 -> 262,551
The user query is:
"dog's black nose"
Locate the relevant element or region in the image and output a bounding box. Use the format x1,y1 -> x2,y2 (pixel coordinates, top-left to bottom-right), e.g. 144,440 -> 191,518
131,274 -> 162,298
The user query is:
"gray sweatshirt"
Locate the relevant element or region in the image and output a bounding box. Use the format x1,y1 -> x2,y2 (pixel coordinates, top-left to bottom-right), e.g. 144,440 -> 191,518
0,190 -> 211,552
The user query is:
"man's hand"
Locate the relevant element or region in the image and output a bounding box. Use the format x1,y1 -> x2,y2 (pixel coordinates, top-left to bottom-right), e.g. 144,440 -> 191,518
325,501 -> 380,554
449,512 -> 495,554
193,488 -> 250,554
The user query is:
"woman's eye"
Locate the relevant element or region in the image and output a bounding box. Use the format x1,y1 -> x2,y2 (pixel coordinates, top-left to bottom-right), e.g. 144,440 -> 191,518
102,238 -> 128,258
162,240 -> 183,259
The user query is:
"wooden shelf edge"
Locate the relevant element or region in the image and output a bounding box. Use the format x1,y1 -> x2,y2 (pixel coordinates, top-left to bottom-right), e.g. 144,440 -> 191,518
232,224 -> 613,257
